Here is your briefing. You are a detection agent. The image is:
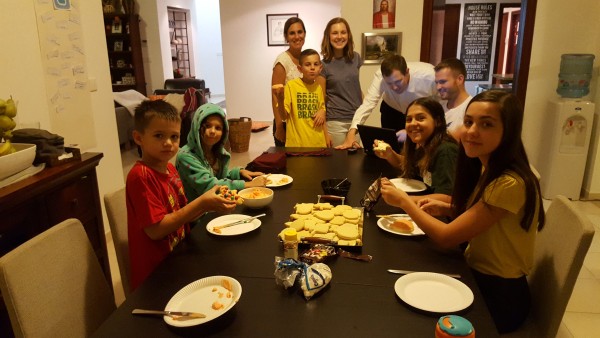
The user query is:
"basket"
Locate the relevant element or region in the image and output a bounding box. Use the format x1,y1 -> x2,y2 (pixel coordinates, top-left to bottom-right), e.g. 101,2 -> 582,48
228,117 -> 252,152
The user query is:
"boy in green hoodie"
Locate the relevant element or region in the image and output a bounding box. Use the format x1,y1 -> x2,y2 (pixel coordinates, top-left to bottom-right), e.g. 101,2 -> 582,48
176,103 -> 267,202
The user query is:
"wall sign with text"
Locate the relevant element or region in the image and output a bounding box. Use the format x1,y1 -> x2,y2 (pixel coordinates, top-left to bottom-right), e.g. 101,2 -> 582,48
460,3 -> 497,82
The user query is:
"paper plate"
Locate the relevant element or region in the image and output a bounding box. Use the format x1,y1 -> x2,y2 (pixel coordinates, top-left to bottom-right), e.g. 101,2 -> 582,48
264,174 -> 293,187
377,214 -> 425,236
163,275 -> 242,327
394,272 -> 473,313
389,178 -> 427,193
206,214 -> 261,236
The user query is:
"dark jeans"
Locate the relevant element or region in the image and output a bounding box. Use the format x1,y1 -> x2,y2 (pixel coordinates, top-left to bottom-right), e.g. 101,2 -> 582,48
380,100 -> 405,132
272,119 -> 286,147
471,269 -> 531,334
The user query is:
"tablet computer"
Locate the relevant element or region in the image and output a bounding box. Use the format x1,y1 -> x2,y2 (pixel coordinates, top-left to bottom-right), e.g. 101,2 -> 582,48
357,124 -> 402,156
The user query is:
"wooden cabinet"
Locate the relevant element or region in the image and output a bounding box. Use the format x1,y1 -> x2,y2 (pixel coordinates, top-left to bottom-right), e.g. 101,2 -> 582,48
0,153 -> 111,336
104,14 -> 146,95
0,153 -> 110,279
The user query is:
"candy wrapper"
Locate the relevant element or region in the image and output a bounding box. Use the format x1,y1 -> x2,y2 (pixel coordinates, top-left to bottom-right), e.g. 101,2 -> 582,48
274,257 -> 332,300
360,174 -> 382,212
300,244 -> 337,264
274,257 -> 303,289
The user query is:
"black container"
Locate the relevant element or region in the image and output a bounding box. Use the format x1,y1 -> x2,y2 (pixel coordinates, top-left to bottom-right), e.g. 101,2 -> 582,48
321,178 -> 351,197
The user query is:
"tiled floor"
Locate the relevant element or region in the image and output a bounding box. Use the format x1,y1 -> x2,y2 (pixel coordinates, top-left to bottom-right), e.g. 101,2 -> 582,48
111,105 -> 600,337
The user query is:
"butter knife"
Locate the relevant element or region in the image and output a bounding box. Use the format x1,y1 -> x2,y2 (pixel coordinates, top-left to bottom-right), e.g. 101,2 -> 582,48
132,309 -> 206,318
387,269 -> 461,279
213,213 -> 266,231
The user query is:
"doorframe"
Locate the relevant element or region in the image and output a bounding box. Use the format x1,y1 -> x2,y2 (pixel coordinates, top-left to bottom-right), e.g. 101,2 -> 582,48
420,0 -> 536,104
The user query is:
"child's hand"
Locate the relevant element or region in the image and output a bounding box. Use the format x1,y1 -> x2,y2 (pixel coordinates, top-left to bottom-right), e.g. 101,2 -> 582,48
275,125 -> 286,144
417,198 -> 451,217
245,176 -> 267,188
325,133 -> 333,148
201,186 -> 237,213
380,177 -> 410,209
240,169 -> 264,181
312,107 -> 326,127
373,140 -> 395,160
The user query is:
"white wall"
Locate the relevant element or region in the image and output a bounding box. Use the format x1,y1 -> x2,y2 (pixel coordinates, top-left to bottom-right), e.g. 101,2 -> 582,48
0,0 -> 126,231
524,0 -> 600,198
220,0 -> 341,121
195,0 -> 225,96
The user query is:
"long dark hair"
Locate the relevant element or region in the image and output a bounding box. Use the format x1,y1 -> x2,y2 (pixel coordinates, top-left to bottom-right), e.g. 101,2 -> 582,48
401,97 -> 456,179
451,91 -> 545,231
321,17 -> 355,62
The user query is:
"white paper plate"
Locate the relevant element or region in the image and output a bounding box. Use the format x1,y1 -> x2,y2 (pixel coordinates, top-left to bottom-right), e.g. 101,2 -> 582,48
377,214 -> 425,236
263,174 -> 293,187
206,214 -> 261,236
394,272 -> 473,313
163,275 -> 242,327
389,178 -> 427,193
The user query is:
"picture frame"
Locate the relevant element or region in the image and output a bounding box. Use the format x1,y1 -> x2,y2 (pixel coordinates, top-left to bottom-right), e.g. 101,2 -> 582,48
362,32 -> 402,64
114,40 -> 123,52
266,13 -> 298,46
111,20 -> 122,34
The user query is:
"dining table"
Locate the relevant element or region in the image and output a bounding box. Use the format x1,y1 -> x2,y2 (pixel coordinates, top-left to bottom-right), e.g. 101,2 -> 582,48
93,147 -> 499,337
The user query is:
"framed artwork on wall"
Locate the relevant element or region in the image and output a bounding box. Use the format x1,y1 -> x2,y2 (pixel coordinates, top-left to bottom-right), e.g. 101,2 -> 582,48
362,32 -> 402,64
114,40 -> 123,52
266,13 -> 298,46
372,0 -> 396,29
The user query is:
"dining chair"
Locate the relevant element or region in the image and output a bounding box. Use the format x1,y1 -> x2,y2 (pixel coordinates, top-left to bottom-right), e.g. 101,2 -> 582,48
501,195 -> 595,337
0,218 -> 115,338
104,187 -> 132,298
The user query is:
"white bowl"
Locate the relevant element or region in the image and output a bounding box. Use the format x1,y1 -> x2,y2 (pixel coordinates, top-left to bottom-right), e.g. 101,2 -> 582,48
0,143 -> 37,180
238,187 -> 274,209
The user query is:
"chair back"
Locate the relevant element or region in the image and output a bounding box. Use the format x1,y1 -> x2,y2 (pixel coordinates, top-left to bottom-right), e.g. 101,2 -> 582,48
104,187 -> 132,298
504,195 -> 595,337
0,219 -> 115,337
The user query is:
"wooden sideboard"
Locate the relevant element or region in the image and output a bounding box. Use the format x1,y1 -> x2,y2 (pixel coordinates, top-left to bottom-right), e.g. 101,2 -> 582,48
0,153 -> 112,335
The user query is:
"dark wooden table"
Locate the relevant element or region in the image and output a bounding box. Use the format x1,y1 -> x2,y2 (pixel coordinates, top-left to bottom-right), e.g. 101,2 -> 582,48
93,148 -> 499,337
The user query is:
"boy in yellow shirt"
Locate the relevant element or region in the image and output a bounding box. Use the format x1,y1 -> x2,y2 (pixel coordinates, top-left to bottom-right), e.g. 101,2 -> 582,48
283,49 -> 331,147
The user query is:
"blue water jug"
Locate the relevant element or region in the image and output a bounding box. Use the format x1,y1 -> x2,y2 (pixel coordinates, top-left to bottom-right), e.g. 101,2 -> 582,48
556,54 -> 595,98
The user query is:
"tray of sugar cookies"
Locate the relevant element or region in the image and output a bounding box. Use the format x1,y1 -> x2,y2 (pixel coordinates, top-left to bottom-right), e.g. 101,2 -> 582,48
277,199 -> 364,249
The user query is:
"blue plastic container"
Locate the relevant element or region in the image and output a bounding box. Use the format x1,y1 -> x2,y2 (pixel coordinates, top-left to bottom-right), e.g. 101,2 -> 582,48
556,54 -> 595,98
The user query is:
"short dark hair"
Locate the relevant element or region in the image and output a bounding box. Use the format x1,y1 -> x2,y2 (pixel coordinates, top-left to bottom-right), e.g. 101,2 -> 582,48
434,58 -> 467,77
381,54 -> 407,77
299,49 -> 320,64
133,100 -> 180,132
284,17 -> 306,42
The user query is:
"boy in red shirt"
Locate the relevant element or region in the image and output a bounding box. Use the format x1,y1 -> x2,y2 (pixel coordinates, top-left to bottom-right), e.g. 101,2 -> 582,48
126,100 -> 236,290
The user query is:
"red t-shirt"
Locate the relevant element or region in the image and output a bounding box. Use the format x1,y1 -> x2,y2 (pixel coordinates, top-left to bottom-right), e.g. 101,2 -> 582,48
126,161 -> 190,290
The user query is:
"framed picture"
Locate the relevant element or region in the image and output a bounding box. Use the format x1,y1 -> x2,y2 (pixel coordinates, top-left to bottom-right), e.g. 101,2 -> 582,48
114,40 -> 123,52
266,13 -> 298,46
362,32 -> 402,64
372,0 -> 396,29
111,20 -> 122,34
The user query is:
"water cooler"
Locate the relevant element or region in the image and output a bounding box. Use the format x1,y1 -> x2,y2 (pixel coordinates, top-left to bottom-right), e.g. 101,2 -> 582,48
539,99 -> 595,200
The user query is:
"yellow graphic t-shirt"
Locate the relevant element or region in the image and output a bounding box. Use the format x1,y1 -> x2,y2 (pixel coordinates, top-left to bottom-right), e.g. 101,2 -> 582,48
283,78 -> 326,147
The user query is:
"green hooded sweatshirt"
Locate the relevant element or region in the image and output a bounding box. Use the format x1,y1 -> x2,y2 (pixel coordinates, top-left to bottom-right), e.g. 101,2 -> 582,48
176,103 -> 244,202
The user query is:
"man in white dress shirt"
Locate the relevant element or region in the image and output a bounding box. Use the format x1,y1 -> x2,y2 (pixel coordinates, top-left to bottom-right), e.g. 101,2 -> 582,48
337,54 -> 438,149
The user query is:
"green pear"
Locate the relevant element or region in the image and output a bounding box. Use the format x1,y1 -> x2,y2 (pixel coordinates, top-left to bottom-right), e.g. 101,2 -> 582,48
5,96 -> 16,118
0,115 -> 16,131
0,99 -> 6,115
3,130 -> 12,140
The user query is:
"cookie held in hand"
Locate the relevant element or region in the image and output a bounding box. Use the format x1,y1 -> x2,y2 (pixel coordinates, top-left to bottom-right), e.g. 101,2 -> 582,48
216,186 -> 244,205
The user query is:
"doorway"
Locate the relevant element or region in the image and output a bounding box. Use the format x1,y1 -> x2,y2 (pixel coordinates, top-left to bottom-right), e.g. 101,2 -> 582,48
421,0 -> 536,104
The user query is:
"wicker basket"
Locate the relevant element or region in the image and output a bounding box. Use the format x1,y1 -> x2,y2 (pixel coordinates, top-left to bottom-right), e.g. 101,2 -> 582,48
228,117 -> 252,153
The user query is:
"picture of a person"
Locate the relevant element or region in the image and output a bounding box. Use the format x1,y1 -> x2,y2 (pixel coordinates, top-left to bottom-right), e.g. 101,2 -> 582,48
272,21 -> 284,42
373,0 -> 395,29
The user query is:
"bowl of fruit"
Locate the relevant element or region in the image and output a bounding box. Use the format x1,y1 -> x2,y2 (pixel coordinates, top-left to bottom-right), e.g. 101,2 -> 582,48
0,95 -> 35,181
